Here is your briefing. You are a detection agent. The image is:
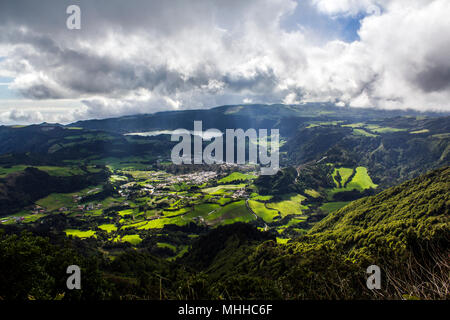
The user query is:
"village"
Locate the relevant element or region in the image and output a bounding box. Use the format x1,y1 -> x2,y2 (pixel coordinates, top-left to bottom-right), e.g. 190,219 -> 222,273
1,165 -> 254,225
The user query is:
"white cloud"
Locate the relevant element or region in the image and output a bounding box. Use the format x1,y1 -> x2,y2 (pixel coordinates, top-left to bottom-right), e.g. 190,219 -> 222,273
312,0 -> 387,16
0,0 -> 448,124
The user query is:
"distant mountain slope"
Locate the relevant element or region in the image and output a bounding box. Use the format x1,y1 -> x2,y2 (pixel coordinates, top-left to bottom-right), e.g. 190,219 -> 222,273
70,103 -> 446,135
285,116 -> 450,188
0,124 -> 173,165
0,167 -> 108,216
0,104 -> 448,192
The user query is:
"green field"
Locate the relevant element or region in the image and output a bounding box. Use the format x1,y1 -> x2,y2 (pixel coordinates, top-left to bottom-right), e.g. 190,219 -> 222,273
410,129 -> 430,134
370,127 -> 407,133
120,234 -> 142,245
0,165 -> 89,178
65,229 -> 96,238
329,166 -> 377,195
352,128 -> 378,138
36,193 -> 74,211
185,203 -> 220,219
266,194 -> 307,217
332,167 -> 354,187
276,237 -> 290,244
218,172 -> 256,184
346,167 -> 378,190
202,184 -> 245,195
98,224 -> 118,233
319,201 -> 350,213
137,216 -> 186,230
305,189 -> 320,198
207,200 -> 255,225
248,200 -> 279,223
157,242 -> 176,252
216,197 -> 233,205
250,193 -> 273,201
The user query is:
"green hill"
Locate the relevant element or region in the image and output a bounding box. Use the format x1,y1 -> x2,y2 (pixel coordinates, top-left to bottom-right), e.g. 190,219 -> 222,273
180,166 -> 449,299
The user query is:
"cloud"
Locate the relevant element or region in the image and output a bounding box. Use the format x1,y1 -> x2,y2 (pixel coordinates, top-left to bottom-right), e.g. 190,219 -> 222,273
1,109 -> 44,124
311,0 -> 387,16
0,0 -> 449,124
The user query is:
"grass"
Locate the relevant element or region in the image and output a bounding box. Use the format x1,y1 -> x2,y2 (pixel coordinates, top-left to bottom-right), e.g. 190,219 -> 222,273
0,165 -> 87,178
65,229 -> 96,239
121,234 -> 142,245
0,165 -> 28,177
36,193 -> 74,211
305,189 -> 320,198
282,217 -> 307,228
250,194 -> 273,201
352,128 -> 378,138
319,201 -> 350,213
216,197 -> 233,205
92,156 -> 154,170
248,200 -> 279,223
207,200 -> 255,225
137,216 -> 186,230
186,203 -> 220,219
431,133 -> 450,139
329,167 -> 377,195
202,184 -> 245,195
410,129 -> 430,134
162,207 -> 190,217
332,167 -> 354,187
276,237 -> 290,244
218,172 -> 256,184
22,213 -> 46,223
118,209 -> 137,217
157,242 -> 177,252
347,167 -> 378,190
266,194 -> 307,217
306,121 -> 343,128
370,127 -> 407,133
168,245 -> 189,261
98,224 -> 118,233
342,123 -> 366,128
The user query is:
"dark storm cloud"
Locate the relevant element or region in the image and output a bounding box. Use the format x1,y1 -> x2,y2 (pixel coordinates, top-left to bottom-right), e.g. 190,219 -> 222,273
0,0 -> 449,124
414,65 -> 450,93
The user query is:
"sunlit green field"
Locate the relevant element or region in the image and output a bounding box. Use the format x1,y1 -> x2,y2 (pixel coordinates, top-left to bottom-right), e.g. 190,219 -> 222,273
248,200 -> 278,223
329,166 -> 377,195
352,128 -> 378,138
120,234 -> 142,245
218,172 -> 256,184
65,229 -> 97,238
202,184 -> 246,195
266,194 -> 307,217
347,167 -> 378,190
157,242 -> 176,252
98,224 -> 118,233
332,167 -> 354,187
0,165 -> 94,178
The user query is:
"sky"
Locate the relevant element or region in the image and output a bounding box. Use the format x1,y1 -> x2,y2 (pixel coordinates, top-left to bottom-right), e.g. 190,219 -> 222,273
0,0 -> 449,124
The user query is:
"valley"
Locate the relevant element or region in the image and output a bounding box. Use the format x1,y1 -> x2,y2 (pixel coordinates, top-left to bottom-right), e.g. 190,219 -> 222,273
0,103 -> 448,300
